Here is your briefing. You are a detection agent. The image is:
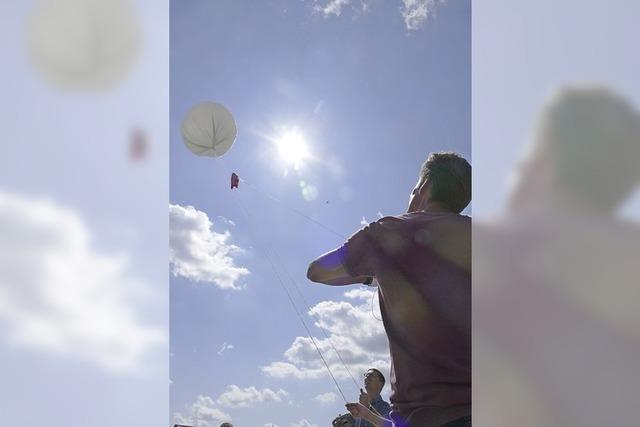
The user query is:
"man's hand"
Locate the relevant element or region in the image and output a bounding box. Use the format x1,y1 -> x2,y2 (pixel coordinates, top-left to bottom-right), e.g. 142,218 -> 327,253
346,403 -> 393,427
359,388 -> 371,407
346,402 -> 371,419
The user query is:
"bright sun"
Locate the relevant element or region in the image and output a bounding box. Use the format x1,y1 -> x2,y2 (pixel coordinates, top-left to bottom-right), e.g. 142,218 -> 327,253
274,129 -> 310,169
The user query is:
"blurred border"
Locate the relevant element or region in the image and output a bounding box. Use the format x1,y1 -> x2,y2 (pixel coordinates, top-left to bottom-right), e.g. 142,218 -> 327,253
473,1 -> 640,426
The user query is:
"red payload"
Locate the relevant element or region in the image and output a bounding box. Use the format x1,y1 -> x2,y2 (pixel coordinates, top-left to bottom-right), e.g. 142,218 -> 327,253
231,172 -> 239,189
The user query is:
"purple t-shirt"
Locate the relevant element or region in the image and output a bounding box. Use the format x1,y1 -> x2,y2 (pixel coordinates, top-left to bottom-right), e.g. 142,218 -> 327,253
343,212 -> 471,426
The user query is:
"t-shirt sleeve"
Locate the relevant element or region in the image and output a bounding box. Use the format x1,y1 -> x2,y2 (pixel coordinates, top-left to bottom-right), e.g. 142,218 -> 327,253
342,225 -> 376,277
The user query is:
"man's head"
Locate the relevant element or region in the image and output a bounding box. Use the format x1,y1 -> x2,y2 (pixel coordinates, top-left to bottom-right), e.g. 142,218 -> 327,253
219,423 -> 233,427
509,86 -> 640,214
408,152 -> 472,213
363,368 -> 385,396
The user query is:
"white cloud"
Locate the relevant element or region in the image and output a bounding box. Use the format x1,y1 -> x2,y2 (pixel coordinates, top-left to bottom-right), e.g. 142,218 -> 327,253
264,424 -> 281,427
217,342 -> 234,356
314,391 -> 338,404
400,0 -> 445,31
170,204 -> 249,290
262,289 -> 390,382
0,191 -> 164,373
261,361 -> 327,380
343,288 -> 375,301
312,0 -> 357,17
216,385 -> 289,408
217,216 -> 236,227
174,395 -> 231,427
311,0 -> 446,31
292,420 -> 318,427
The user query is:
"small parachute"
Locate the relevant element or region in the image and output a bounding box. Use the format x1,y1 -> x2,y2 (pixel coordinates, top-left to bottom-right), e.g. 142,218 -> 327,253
181,101 -> 237,157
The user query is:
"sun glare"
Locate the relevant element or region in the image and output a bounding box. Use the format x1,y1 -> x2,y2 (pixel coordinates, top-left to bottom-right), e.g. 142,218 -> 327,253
274,129 -> 310,169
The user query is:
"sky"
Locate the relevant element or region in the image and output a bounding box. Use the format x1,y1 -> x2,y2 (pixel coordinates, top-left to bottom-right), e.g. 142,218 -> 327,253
170,1 -> 470,426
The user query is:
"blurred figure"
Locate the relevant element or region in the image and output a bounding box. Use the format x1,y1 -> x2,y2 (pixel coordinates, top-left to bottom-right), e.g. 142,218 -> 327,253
130,127 -> 149,161
309,153 -> 472,427
219,423 -> 233,427
475,86 -> 640,426
356,368 -> 391,427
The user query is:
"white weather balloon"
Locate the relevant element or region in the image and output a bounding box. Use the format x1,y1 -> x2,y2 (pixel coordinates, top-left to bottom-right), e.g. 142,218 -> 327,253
181,102 -> 237,157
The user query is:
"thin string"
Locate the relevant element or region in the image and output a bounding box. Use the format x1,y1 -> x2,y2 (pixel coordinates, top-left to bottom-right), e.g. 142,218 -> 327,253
240,179 -> 347,240
269,245 -> 361,391
216,160 -> 345,240
230,189 -> 350,404
217,161 -> 368,391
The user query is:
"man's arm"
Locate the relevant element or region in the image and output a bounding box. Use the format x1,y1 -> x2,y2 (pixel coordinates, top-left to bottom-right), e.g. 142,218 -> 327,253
307,245 -> 372,286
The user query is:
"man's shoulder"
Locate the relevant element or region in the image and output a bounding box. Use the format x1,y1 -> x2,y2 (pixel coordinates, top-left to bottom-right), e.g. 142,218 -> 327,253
383,212 -> 471,227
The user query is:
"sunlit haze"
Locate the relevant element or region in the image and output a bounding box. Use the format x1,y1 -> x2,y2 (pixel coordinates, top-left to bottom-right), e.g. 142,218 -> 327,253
274,129 -> 310,170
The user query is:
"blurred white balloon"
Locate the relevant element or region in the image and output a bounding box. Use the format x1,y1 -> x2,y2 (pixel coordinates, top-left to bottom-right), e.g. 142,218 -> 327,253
27,0 -> 141,90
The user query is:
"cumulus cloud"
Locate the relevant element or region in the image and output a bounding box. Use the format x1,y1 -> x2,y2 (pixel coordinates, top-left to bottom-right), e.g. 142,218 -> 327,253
401,0 -> 446,31
343,288 -> 376,300
0,191 -> 164,373
292,420 -> 318,427
314,391 -> 338,404
174,395 -> 231,427
170,204 -> 249,290
216,385 -> 289,408
262,289 -> 390,381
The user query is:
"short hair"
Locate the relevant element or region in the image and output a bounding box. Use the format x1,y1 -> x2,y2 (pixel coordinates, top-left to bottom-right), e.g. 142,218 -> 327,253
420,152 -> 471,213
367,368 -> 386,386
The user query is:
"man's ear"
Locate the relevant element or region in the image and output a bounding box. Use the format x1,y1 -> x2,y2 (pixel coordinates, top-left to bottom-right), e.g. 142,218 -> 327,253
418,178 -> 431,198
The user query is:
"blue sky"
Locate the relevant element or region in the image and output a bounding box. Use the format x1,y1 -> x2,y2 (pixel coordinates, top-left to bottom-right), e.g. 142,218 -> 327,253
170,1 -> 470,426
